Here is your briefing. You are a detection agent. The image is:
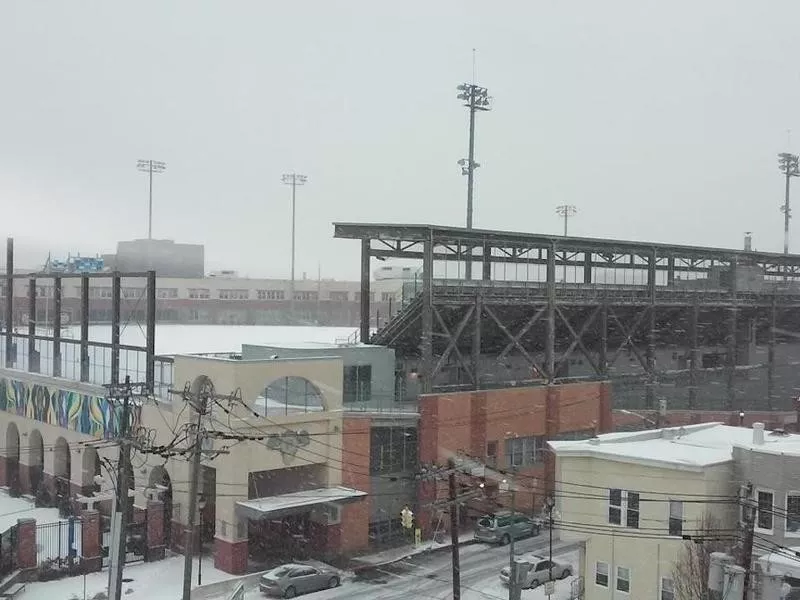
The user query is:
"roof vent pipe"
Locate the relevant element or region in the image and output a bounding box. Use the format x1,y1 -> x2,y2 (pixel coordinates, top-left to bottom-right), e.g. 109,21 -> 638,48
752,422 -> 765,445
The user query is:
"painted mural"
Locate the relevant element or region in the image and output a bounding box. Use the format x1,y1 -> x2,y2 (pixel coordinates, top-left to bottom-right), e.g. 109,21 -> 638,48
0,377 -> 141,439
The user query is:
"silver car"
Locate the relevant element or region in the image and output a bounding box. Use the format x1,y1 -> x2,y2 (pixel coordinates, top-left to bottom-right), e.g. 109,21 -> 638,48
259,563 -> 341,598
500,555 -> 573,589
474,511 -> 541,545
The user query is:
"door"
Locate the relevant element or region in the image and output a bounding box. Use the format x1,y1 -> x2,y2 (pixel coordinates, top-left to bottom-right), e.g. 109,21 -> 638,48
290,567 -> 318,594
512,516 -> 530,539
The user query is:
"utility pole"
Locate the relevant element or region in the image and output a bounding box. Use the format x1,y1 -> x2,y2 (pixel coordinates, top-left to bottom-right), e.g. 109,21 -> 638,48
281,173 -> 308,321
456,81 -> 491,280
107,376 -> 134,600
136,159 -> 167,240
545,496 -> 555,599
738,483 -> 756,597
182,380 -> 210,600
446,457 -> 461,600
501,477 -> 521,600
555,205 -> 577,284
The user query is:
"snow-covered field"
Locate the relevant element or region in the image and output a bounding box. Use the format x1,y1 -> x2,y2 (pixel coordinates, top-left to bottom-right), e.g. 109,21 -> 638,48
22,554 -> 235,600
0,492 -> 61,533
72,324 -> 359,355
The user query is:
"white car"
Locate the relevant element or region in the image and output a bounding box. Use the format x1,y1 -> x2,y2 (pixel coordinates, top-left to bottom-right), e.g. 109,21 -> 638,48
500,555 -> 572,589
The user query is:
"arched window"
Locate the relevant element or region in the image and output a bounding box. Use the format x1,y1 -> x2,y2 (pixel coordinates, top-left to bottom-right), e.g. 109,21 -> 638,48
256,377 -> 325,416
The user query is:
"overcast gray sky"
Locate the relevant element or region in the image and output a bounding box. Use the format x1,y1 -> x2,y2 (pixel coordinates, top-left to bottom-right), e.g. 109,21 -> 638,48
1,1 -> 799,279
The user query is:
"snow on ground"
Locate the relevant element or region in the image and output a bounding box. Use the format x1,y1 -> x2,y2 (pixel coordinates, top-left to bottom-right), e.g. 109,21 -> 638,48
69,324 -> 359,355
463,550 -> 582,600
0,491 -> 61,532
21,554 -> 235,600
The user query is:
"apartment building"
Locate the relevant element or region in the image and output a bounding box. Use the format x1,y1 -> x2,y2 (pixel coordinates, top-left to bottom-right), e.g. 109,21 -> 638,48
550,423 -> 800,600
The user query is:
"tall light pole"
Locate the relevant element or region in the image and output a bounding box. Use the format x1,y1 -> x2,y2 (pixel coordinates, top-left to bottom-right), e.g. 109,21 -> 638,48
281,173 -> 307,319
555,205 -> 577,283
779,153 -> 799,280
136,160 -> 166,240
456,83 -> 491,279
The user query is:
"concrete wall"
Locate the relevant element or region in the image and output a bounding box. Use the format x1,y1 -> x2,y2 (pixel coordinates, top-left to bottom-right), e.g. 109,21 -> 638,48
241,344 -> 401,412
556,455 -> 737,600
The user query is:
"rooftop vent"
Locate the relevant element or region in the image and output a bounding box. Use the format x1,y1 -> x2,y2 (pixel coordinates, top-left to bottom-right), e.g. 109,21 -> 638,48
753,422 -> 765,445
769,428 -> 790,437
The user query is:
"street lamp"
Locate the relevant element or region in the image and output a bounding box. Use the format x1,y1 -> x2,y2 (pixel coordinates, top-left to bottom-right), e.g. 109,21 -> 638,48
456,83 -> 491,279
281,173 -> 308,320
136,160 -> 167,240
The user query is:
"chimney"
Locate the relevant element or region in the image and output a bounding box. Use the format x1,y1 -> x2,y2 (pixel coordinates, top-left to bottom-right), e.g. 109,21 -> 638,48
752,422 -> 765,445
744,232 -> 752,252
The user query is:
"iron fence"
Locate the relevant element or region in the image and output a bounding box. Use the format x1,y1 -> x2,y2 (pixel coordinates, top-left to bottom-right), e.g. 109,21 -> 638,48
0,524 -> 17,579
35,519 -> 82,580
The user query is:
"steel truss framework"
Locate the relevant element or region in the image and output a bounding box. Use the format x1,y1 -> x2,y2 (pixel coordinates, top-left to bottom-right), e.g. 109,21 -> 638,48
335,223 -> 800,411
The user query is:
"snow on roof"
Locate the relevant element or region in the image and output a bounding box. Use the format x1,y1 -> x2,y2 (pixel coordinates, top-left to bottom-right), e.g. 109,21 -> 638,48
550,422 -> 800,471
236,486 -> 367,520
758,546 -> 800,578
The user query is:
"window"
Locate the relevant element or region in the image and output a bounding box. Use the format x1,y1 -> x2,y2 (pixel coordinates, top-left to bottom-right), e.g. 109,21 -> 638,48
757,489 -> 774,531
661,577 -> 675,600
294,291 -> 318,301
329,291 -> 349,302
219,289 -> 249,300
669,500 -> 683,537
257,289 -> 285,300
122,287 -> 144,299
787,493 -> 800,535
616,566 -> 630,593
595,562 -> 609,587
504,436 -> 544,467
381,292 -> 394,302
188,288 -> 210,299
157,288 -> 178,299
486,441 -> 498,467
369,427 -> 418,474
343,365 -> 371,403
609,489 -> 639,529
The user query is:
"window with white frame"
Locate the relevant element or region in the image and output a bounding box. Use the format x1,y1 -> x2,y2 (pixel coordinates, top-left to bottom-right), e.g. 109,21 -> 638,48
616,566 -> 630,593
595,561 -> 609,587
661,577 -> 674,600
756,489 -> 774,531
504,436 -> 544,467
608,489 -> 639,528
787,493 -> 800,535
669,500 -> 683,536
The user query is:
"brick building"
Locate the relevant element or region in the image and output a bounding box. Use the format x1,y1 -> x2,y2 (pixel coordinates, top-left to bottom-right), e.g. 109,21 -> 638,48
417,381 -> 613,534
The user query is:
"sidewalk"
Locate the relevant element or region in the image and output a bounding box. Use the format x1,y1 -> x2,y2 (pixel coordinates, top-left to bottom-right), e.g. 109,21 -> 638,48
350,531 -> 478,570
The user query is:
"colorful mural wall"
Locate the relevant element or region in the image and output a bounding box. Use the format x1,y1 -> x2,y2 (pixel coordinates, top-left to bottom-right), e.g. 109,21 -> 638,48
0,377 -> 141,439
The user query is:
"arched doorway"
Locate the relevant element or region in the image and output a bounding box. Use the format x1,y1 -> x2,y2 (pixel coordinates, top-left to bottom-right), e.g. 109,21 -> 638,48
28,429 -> 44,501
6,423 -> 19,496
82,446 -> 101,494
53,437 -> 71,516
148,466 -> 173,548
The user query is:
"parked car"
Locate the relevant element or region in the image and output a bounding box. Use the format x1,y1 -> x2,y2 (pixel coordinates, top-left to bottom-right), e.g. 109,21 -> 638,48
473,511 -> 541,545
259,563 -> 341,598
499,555 -> 573,589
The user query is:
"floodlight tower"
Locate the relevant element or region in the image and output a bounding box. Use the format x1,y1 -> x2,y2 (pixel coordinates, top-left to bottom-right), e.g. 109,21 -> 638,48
281,172 -> 308,317
556,205 -> 577,283
457,83 -> 491,279
779,153 -> 800,255
136,160 -> 166,240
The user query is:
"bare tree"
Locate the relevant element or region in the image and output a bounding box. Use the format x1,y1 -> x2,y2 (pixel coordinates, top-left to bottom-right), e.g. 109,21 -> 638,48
672,513 -> 729,600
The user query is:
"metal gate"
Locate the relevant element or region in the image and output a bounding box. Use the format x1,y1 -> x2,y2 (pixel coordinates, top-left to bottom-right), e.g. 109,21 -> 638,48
36,519 -> 82,580
101,516 -> 146,567
0,525 -> 17,579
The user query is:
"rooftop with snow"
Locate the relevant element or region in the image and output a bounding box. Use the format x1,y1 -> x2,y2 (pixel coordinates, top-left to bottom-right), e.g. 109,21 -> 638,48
549,422 -> 800,471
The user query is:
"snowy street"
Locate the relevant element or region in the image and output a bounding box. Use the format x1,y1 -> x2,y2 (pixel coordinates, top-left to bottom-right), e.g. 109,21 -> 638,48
233,539 -> 581,600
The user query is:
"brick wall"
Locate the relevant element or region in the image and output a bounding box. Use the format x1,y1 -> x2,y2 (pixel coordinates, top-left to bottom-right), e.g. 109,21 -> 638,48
418,381 -> 612,523
81,510 -> 102,572
339,416 -> 371,555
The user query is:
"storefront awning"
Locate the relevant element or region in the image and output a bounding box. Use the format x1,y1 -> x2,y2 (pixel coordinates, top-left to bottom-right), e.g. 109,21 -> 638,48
235,486 -> 367,521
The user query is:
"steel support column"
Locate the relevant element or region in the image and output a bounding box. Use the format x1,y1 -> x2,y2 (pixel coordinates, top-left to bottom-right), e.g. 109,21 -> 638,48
667,256 -> 675,286
726,258 -> 738,410
4,239 -> 12,369
421,233 -> 434,393
80,275 -> 89,382
645,251 -> 657,410
53,276 -> 62,377
482,242 -> 491,281
767,295 -> 776,410
546,242 -> 556,381
111,273 -> 121,386
472,294 -> 482,389
583,252 -> 592,284
360,238 -> 371,343
688,302 -> 699,409
146,270 -> 156,393
27,277 -> 37,373
599,304 -> 608,377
